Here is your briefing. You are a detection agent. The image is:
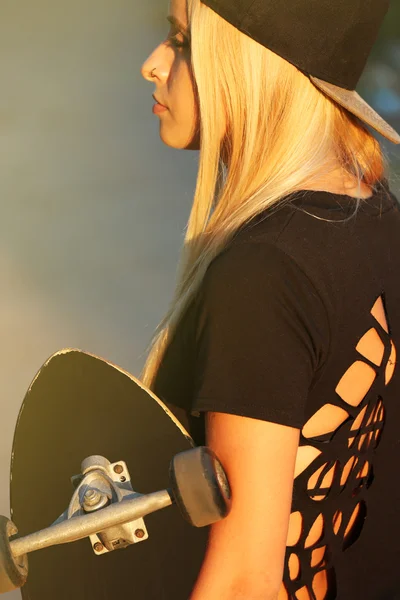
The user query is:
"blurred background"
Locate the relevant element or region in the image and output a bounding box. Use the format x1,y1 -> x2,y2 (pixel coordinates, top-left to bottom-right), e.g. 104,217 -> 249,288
0,1 -> 399,597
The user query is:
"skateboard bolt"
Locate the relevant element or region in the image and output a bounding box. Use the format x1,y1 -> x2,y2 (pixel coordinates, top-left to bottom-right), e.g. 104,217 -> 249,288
135,529 -> 145,539
120,476 -> 126,482
84,489 -> 101,506
94,542 -> 104,552
113,464 -> 123,474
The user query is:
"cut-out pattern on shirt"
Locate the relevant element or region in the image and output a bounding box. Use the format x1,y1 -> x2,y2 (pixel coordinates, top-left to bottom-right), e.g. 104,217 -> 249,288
279,294 -> 397,600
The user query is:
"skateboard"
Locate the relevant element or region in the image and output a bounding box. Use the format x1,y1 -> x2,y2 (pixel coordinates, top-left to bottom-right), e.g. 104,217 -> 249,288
0,349 -> 231,599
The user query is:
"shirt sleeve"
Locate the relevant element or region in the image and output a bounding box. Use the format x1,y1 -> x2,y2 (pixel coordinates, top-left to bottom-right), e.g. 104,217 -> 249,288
190,241 -> 330,429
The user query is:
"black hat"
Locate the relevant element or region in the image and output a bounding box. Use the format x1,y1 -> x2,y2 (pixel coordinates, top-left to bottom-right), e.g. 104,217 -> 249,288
200,0 -> 400,144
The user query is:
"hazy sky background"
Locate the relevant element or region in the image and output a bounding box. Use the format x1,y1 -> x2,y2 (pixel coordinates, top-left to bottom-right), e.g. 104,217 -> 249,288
0,2 -> 398,597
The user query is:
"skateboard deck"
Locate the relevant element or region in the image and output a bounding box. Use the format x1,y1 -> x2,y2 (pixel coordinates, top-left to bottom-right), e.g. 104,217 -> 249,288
9,349 -> 210,599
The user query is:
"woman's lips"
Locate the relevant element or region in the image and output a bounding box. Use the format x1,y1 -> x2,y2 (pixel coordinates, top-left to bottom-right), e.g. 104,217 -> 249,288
152,94 -> 168,108
153,102 -> 168,114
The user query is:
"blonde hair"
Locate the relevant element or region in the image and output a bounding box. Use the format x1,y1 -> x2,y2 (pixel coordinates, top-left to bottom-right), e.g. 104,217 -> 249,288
140,0 -> 387,389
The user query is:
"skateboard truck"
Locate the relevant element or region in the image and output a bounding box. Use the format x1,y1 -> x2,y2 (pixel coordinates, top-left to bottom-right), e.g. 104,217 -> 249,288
61,454 -> 151,555
0,446 -> 231,593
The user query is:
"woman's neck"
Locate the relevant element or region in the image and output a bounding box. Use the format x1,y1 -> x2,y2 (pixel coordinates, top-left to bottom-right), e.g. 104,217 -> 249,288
301,166 -> 373,199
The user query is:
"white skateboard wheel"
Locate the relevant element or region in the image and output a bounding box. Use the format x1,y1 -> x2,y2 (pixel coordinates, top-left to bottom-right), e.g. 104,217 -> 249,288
0,516 -> 28,592
169,447 -> 232,527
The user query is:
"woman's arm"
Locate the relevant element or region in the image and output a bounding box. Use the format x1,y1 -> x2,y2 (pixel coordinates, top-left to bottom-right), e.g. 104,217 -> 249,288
189,410 -> 300,600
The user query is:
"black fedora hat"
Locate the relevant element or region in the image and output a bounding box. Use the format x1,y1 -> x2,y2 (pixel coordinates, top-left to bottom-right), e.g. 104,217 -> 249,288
200,0 -> 400,144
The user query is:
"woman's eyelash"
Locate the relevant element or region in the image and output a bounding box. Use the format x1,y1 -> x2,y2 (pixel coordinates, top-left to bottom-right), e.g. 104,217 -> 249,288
169,34 -> 190,49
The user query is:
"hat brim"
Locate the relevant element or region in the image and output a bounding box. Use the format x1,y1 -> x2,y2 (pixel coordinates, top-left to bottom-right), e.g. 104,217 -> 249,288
310,75 -> 400,145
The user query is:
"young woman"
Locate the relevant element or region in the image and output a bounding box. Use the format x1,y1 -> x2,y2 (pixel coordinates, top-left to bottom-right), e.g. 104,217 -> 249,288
140,0 -> 400,598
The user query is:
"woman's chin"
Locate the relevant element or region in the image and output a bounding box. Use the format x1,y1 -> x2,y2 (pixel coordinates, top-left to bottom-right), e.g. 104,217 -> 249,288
159,125 -> 200,151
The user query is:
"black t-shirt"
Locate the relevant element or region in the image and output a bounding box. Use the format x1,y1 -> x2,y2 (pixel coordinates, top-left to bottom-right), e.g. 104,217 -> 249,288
152,181 -> 400,599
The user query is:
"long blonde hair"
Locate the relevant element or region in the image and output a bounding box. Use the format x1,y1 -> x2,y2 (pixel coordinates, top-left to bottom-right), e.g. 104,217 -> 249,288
140,0 -> 387,389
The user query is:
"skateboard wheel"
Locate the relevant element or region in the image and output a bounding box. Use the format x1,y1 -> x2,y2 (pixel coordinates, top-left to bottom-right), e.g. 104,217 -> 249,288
169,447 -> 232,527
0,516 -> 28,593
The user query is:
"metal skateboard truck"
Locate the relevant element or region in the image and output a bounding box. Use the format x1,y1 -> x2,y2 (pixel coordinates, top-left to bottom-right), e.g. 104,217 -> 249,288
0,447 -> 231,594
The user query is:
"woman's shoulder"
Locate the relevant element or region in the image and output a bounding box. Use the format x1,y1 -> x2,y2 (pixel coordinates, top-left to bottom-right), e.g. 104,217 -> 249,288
234,184 -> 397,240
226,184 -> 398,259
204,183 -> 399,303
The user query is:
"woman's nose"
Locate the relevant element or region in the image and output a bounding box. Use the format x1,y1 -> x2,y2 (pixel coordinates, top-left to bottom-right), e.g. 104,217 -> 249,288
141,56 -> 155,82
141,40 -> 174,83
141,43 -> 166,82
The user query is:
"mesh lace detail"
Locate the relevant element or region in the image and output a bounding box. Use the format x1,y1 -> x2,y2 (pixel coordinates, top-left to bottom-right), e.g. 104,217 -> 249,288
280,294 -> 397,600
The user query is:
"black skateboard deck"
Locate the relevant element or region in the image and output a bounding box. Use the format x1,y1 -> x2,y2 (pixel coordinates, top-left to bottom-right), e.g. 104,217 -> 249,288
9,349 -> 210,599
